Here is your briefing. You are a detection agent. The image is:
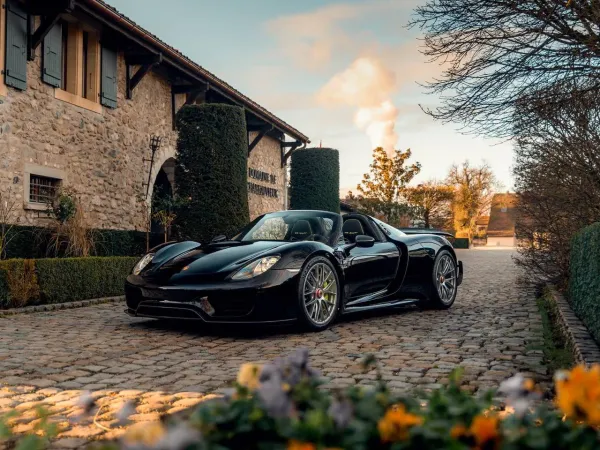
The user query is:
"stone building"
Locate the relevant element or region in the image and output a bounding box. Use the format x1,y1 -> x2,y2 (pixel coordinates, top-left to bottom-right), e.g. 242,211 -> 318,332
0,0 -> 309,232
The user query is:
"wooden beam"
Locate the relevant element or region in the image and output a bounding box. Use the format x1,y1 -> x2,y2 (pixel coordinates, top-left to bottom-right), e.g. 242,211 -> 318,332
126,53 -> 162,99
282,141 -> 303,167
248,126 -> 273,155
30,12 -> 61,52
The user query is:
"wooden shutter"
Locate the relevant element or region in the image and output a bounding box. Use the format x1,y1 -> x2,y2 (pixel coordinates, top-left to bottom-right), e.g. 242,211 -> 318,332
4,0 -> 28,91
42,22 -> 62,88
100,45 -> 117,108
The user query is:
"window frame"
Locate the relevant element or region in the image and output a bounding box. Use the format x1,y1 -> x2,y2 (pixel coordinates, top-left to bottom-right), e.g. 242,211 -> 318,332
23,164 -> 66,211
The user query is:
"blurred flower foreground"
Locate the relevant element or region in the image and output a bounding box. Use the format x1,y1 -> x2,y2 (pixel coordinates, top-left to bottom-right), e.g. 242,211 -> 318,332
2,349 -> 600,450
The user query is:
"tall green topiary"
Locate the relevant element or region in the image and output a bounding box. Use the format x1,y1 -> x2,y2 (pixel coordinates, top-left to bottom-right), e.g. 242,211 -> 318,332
290,148 -> 340,213
174,104 -> 250,242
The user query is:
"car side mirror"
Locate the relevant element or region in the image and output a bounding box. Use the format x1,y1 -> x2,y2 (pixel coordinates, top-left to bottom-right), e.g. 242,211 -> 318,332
355,235 -> 375,248
211,235 -> 227,243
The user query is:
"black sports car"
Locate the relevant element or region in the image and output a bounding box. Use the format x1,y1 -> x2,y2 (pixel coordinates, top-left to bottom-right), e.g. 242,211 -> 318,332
125,210 -> 464,331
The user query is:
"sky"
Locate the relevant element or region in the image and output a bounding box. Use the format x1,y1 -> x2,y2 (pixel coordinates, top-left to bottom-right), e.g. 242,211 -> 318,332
105,0 -> 515,196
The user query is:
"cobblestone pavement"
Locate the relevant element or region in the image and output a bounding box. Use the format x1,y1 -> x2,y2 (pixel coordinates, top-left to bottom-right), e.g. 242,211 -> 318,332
0,248 -> 547,446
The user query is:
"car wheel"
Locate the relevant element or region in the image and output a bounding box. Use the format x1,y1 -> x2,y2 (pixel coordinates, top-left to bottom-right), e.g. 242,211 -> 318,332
427,249 -> 458,309
297,256 -> 340,331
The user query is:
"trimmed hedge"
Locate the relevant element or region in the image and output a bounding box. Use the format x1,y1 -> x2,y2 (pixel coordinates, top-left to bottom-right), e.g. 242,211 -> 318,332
2,225 -> 163,259
290,147 -> 340,213
0,257 -> 138,308
569,222 -> 600,345
453,238 -> 470,249
174,104 -> 250,242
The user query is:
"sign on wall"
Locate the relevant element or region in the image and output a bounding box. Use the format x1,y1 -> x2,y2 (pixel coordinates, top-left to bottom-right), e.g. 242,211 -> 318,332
248,167 -> 278,198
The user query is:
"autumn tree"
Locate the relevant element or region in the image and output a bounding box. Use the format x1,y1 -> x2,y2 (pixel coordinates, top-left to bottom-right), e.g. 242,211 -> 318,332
405,180 -> 454,229
411,0 -> 600,138
346,147 -> 421,226
447,161 -> 499,236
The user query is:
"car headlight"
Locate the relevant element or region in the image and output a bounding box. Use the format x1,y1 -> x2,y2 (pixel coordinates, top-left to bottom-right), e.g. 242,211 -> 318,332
133,253 -> 155,275
232,256 -> 280,280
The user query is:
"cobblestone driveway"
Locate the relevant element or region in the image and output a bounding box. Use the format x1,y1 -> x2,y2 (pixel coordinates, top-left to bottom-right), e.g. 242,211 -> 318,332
0,248 -> 546,444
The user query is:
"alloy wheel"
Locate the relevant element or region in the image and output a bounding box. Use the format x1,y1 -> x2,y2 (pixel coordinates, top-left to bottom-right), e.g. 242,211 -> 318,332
435,254 -> 457,305
302,262 -> 338,325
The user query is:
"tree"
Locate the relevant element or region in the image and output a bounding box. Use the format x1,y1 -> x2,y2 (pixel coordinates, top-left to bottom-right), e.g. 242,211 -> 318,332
152,185 -> 187,243
411,0 -> 600,138
405,181 -> 454,229
447,161 -> 498,236
347,147 -> 421,226
513,83 -> 600,285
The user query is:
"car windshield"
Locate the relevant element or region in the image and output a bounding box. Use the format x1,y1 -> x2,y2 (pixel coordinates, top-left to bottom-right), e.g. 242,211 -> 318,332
232,211 -> 342,246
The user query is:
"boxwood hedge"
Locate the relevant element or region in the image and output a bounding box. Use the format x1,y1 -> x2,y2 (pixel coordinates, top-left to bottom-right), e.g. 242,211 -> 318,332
0,257 -> 138,308
174,104 -> 250,243
290,148 -> 340,213
569,222 -> 600,344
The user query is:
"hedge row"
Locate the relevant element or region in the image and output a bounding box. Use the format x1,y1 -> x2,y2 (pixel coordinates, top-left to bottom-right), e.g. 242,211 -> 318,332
2,225 -> 164,259
569,222 -> 600,345
453,238 -> 470,249
174,104 -> 250,243
290,148 -> 340,213
0,257 -> 138,309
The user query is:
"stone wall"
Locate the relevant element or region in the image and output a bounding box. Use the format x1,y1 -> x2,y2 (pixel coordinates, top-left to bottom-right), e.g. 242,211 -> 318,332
0,42 -> 285,231
247,132 -> 286,220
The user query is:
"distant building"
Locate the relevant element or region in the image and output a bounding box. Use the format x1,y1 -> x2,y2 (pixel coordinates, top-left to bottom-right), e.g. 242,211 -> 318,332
475,216 -> 490,235
487,194 -> 518,247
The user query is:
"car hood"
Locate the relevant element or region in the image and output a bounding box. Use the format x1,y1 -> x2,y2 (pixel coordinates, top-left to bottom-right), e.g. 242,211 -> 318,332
141,240 -> 288,284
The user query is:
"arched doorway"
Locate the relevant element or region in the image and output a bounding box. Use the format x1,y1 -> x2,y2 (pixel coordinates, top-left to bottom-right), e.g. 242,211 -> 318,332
151,158 -> 176,237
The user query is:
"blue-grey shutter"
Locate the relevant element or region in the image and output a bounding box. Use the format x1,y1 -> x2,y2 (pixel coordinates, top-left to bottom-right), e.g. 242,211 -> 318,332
4,0 -> 28,91
42,22 -> 62,87
100,45 -> 117,108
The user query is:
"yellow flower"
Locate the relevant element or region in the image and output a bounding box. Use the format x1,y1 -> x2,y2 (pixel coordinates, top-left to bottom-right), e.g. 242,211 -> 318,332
377,404 -> 423,442
237,363 -> 263,390
469,415 -> 500,449
122,422 -> 166,446
555,364 -> 600,426
287,440 -> 316,450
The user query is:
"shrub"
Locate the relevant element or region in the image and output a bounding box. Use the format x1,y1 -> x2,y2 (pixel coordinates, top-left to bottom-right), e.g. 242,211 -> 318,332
453,238 -> 470,249
290,148 -> 340,213
35,257 -> 138,304
1,225 -> 162,259
4,351 -> 600,450
174,104 -> 250,243
569,222 -> 600,345
0,259 -> 39,308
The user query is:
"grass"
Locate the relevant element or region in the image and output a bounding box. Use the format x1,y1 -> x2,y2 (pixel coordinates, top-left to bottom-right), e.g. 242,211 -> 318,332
535,292 -> 575,373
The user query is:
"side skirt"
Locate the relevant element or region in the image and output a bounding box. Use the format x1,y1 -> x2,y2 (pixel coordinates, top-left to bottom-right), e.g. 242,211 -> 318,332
343,299 -> 419,314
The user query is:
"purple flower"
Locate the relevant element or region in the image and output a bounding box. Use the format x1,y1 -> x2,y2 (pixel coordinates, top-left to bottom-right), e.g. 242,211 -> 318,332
328,398 -> 353,428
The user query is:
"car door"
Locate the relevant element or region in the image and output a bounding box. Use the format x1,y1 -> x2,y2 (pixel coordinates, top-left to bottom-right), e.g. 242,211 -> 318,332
342,217 -> 400,300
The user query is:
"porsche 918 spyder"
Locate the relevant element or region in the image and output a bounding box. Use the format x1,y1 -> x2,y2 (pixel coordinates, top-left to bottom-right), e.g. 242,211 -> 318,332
125,210 -> 464,331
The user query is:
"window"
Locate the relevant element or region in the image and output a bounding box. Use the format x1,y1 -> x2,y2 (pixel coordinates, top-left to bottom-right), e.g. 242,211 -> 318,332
43,20 -> 102,113
29,175 -> 60,205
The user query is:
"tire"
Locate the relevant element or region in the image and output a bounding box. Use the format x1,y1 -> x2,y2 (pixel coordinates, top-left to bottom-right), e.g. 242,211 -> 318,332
426,249 -> 458,309
297,256 -> 341,331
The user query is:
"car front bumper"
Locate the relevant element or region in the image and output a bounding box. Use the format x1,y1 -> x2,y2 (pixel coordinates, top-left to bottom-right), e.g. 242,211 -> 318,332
124,269 -> 300,324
